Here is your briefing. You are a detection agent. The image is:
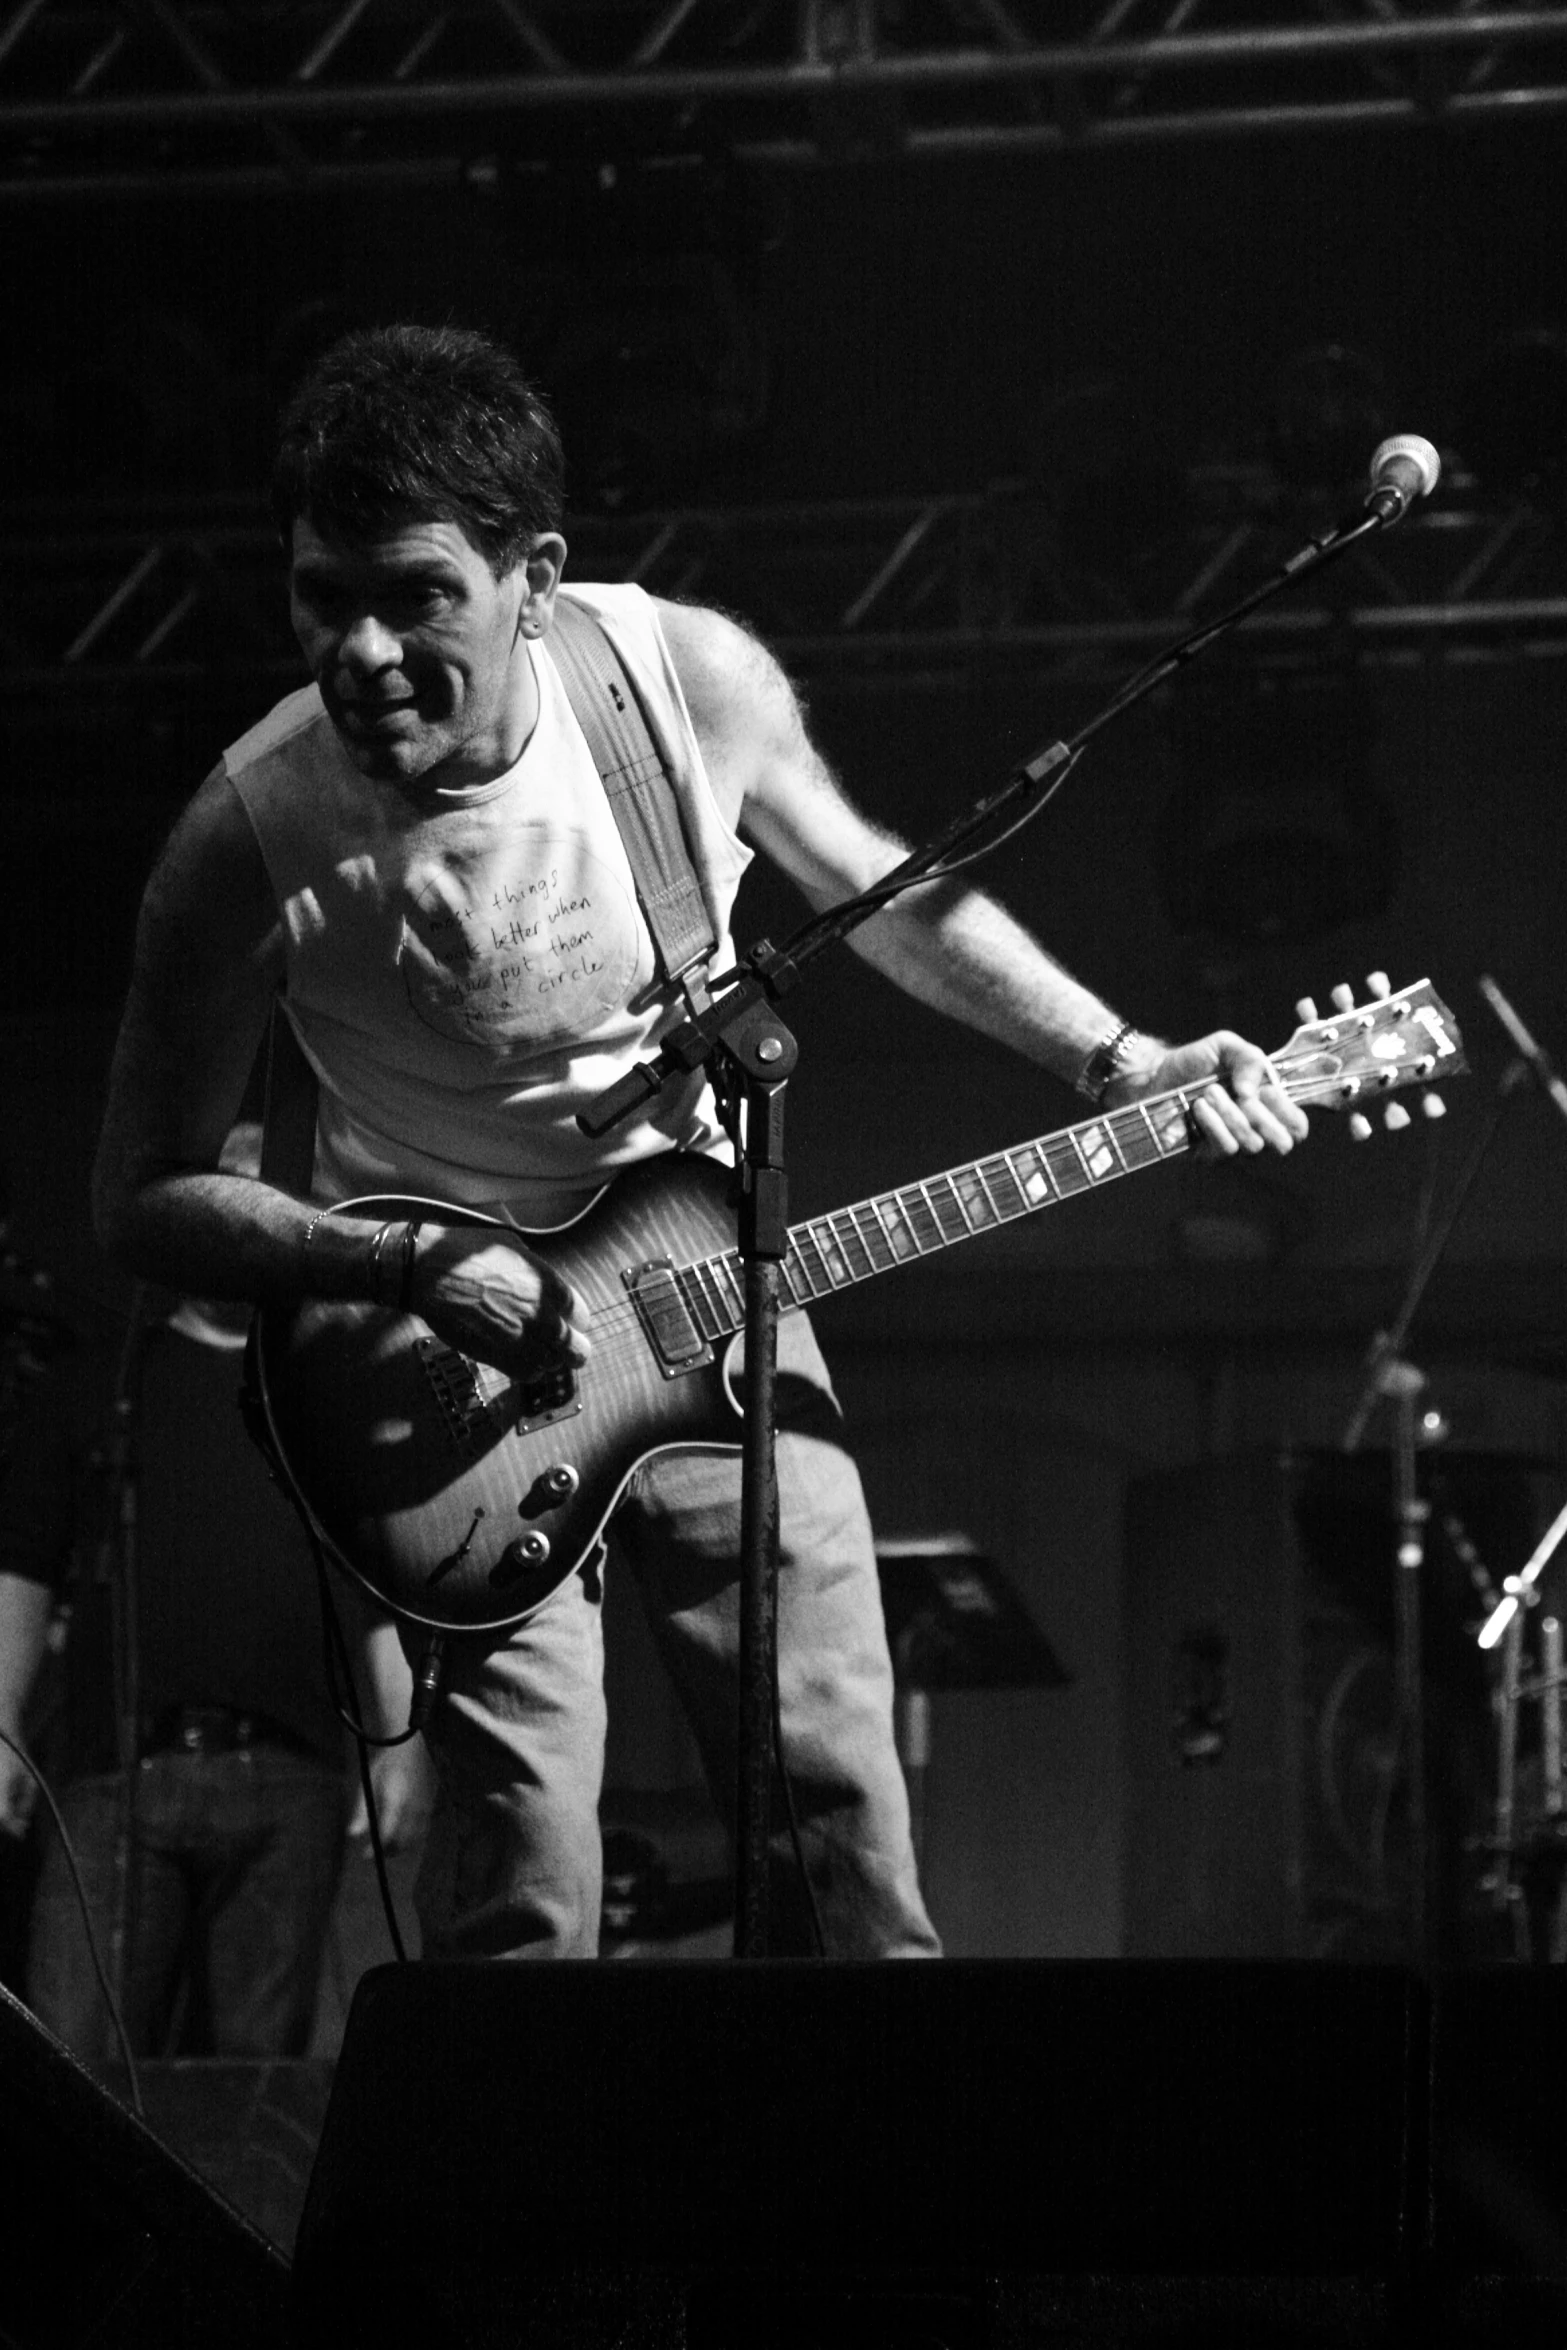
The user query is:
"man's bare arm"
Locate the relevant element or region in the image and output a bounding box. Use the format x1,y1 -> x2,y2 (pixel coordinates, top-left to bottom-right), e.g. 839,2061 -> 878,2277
0,1572 -> 53,1838
91,770 -> 308,1298
659,600 -> 1307,1157
92,773 -> 590,1368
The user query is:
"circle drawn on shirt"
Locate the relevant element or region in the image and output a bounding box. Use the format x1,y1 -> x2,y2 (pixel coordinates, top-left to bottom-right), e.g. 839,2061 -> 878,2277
399,832 -> 642,1051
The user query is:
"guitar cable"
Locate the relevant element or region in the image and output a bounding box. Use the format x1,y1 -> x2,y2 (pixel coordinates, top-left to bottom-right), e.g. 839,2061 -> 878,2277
299,1486 -> 825,1962
251,1313 -> 814,1963
239,1336 -> 418,1962
311,1543 -> 412,1966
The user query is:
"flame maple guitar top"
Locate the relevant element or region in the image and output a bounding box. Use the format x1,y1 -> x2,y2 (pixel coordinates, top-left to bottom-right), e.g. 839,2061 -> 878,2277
254,1155 -> 750,1634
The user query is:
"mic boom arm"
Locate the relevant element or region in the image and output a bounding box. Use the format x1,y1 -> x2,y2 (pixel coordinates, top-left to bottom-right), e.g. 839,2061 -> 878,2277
582,433 -> 1447,1139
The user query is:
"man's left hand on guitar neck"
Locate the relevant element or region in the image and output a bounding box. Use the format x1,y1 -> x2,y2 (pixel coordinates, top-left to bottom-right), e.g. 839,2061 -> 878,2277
664,601 -> 1319,1171
1100,1029 -> 1309,1159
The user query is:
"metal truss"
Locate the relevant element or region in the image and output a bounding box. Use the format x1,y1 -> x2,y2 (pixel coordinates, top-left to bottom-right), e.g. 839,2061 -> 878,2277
0,1 -> 1565,199
7,465 -> 1565,721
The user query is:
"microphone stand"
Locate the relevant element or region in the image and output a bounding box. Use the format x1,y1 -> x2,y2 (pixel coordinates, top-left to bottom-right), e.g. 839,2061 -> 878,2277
582,477 -> 1426,1958
1462,979 -> 1567,1954
1340,976 -> 1566,1967
1475,974 -> 1567,1137
1339,1079 -> 1518,1974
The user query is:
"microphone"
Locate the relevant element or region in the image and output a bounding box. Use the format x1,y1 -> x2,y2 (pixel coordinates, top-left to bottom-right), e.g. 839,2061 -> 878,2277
1477,973 -> 1567,1129
1364,433 -> 1441,525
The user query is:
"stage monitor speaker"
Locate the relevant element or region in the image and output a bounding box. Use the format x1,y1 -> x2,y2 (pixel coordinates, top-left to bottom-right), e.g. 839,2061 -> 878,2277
292,1956 -> 1420,2348
0,1981 -> 290,2349
1123,1448 -> 1529,1963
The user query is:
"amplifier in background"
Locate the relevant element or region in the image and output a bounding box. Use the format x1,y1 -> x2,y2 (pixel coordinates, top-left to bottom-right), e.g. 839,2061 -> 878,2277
1122,1448 -> 1549,1962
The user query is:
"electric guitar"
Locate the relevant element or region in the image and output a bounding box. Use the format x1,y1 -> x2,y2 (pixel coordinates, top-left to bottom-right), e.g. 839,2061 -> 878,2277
251,981 -> 1465,1634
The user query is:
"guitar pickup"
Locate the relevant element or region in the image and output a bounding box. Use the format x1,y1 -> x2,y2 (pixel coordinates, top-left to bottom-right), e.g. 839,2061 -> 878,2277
624,1259 -> 714,1378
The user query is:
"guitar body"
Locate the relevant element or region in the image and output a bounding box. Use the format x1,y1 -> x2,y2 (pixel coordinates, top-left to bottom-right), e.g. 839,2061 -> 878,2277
253,1156 -> 746,1634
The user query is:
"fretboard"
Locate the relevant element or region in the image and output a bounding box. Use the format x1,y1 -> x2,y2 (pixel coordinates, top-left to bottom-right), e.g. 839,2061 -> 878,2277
671,1087 -> 1196,1342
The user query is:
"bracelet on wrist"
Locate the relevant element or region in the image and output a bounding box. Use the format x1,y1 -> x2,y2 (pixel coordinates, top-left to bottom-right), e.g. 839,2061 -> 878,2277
367,1219 -> 400,1306
301,1208 -> 331,1286
397,1220 -> 423,1313
1075,1020 -> 1143,1107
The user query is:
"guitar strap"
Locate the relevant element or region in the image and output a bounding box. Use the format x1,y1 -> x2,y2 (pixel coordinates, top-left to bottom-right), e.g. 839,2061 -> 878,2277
259,594 -> 718,1191
545,592 -> 717,1008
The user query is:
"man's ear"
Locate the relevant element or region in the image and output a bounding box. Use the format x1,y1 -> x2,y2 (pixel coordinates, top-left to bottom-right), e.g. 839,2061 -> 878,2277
517,533 -> 568,637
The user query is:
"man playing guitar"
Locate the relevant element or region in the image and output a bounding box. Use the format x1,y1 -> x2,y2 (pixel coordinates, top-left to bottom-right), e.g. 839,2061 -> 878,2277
92,323 -> 1308,1962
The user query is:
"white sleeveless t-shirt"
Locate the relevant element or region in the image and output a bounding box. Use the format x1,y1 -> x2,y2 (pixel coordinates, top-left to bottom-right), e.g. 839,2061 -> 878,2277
226,583 -> 752,1226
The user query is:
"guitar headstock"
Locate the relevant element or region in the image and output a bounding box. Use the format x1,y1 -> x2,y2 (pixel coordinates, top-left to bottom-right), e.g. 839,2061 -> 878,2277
1274,974 -> 1467,1135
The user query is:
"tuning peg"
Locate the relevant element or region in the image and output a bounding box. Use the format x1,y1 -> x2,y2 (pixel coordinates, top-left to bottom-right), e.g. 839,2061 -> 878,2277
1330,983 -> 1356,1014
1384,1102 -> 1411,1131
1295,995 -> 1319,1025
1422,1091 -> 1446,1120
1365,971 -> 1391,999
1349,1112 -> 1373,1141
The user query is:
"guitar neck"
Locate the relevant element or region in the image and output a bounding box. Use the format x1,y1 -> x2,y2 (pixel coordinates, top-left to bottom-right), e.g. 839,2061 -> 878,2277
674,1087 -> 1198,1341
653,975 -> 1465,1344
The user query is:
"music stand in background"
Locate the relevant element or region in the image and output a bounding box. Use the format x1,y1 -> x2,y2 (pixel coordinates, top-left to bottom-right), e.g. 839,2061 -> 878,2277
874,1534 -> 1072,1867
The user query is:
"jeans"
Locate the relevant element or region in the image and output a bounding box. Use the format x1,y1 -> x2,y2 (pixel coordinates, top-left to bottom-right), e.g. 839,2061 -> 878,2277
26,1746 -> 347,2069
411,1315 -> 939,1961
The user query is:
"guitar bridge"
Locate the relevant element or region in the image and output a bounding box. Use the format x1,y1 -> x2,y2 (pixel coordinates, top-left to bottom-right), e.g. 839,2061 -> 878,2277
416,1340 -> 495,1457
624,1259 -> 714,1379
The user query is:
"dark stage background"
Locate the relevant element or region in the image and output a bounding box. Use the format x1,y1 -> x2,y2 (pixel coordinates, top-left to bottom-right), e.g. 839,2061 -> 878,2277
3,101 -> 1565,1961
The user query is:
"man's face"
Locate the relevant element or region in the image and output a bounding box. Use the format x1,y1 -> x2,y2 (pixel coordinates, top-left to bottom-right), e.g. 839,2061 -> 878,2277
289,514 -> 543,790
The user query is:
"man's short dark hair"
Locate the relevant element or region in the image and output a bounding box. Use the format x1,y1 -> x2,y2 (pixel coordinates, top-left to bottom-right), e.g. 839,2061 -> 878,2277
271,323 -> 565,575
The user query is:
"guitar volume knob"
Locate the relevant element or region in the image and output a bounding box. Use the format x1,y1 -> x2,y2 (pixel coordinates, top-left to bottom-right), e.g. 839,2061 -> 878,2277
519,1463 -> 580,1520
491,1529 -> 553,1590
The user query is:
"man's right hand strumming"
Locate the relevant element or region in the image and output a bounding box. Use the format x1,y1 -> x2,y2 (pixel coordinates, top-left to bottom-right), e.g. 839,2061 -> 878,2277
404,1226 -> 591,1379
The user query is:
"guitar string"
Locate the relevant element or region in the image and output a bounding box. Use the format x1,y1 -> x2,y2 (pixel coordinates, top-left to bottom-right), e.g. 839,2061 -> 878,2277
552,1057 -> 1424,1375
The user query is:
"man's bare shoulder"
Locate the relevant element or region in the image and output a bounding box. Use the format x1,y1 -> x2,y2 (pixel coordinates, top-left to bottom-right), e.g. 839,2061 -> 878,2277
140,765 -> 279,964
652,597 -> 902,898
652,598 -> 794,756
